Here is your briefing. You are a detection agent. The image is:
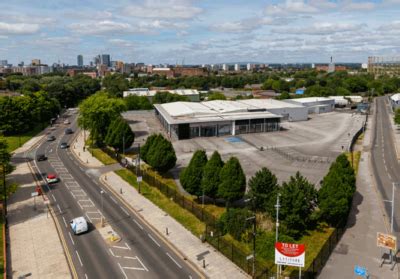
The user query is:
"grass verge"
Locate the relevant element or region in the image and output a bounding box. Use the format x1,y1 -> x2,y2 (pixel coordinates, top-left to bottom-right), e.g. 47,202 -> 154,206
4,125 -> 43,152
345,151 -> 361,175
88,147 -> 117,165
115,169 -> 205,236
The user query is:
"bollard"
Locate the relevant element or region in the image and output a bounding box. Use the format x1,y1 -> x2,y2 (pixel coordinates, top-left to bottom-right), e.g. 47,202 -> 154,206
86,159 -> 88,164
166,227 -> 169,235
105,175 -> 107,181
203,259 -> 205,268
78,152 -> 80,156
120,188 -> 122,194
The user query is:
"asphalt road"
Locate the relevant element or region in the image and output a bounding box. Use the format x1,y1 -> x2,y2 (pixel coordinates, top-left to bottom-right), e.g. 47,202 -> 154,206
371,97 -> 400,237
29,110 -> 200,279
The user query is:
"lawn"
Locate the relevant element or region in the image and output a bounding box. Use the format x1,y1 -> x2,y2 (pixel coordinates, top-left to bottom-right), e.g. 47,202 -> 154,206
115,169 -> 205,236
4,125 -> 43,152
88,147 -> 117,165
345,151 -> 361,175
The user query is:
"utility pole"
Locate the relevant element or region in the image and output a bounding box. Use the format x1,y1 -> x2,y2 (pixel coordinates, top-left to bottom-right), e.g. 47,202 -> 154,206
383,183 -> 396,265
275,193 -> 281,278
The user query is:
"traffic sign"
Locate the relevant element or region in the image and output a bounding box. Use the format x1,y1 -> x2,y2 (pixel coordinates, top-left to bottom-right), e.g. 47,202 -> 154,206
354,265 -> 367,277
137,176 -> 142,182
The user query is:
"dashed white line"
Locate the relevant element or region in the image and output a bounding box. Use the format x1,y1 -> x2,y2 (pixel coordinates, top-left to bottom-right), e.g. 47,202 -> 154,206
68,232 -> 75,245
85,274 -> 88,279
57,204 -> 62,213
52,194 -> 57,202
110,196 -> 118,204
148,234 -> 161,247
62,217 -> 68,228
76,251 -> 83,266
133,219 -> 143,230
120,206 -> 129,216
118,263 -> 128,279
166,252 -> 182,269
79,166 -> 84,171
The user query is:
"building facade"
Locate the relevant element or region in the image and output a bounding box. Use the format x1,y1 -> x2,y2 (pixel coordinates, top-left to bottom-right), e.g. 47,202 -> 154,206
77,55 -> 83,67
368,56 -> 400,76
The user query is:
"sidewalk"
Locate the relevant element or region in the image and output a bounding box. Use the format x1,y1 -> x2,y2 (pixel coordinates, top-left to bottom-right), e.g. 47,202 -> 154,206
70,130 -> 103,167
319,118 -> 397,278
388,99 -> 400,160
70,130 -> 249,278
100,172 -> 249,279
7,159 -> 70,278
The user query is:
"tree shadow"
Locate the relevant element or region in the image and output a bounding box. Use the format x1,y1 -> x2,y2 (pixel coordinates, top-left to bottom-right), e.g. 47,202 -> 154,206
346,190 -> 363,229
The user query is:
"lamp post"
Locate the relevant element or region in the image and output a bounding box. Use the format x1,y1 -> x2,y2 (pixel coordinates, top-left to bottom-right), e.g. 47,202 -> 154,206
100,190 -> 104,226
383,183 -> 397,265
275,193 -> 281,278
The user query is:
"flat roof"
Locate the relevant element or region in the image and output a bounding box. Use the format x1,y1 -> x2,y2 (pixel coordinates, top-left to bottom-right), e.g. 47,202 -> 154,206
238,98 -> 304,109
287,97 -> 333,104
155,101 -> 282,125
123,89 -> 199,98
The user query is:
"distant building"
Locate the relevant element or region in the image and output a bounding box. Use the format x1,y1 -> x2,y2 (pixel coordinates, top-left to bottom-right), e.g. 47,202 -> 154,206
247,63 -> 255,71
0,60 -> 7,66
390,93 -> 400,110
150,66 -> 208,78
99,54 -> 111,67
77,55 -> 83,67
18,61 -> 24,67
115,61 -> 124,72
368,56 -> 400,76
97,64 -> 109,77
31,59 -> 41,66
285,97 -> 335,114
222,64 -> 228,71
123,88 -> 200,102
234,64 -> 240,71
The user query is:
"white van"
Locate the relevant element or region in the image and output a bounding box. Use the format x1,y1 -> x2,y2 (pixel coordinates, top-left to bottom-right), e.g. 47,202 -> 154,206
70,217 -> 89,235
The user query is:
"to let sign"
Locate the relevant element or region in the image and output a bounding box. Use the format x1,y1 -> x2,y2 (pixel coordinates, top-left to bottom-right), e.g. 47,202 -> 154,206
275,242 -> 305,267
377,232 -> 397,251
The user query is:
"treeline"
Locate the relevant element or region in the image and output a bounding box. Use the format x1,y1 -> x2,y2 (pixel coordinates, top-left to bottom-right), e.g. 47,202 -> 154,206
124,91 -> 189,110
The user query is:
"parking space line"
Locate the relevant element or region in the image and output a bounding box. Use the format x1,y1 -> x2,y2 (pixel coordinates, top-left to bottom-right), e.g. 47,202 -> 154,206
148,234 -> 160,247
166,252 -> 182,269
68,232 -> 75,245
76,251 -> 83,266
113,243 -> 131,250
109,248 -> 121,258
136,257 -> 149,272
133,219 -> 143,230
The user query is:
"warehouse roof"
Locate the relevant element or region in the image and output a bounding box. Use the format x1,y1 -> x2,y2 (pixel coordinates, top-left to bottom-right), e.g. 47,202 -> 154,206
238,98 -> 304,109
287,97 -> 333,104
123,88 -> 199,98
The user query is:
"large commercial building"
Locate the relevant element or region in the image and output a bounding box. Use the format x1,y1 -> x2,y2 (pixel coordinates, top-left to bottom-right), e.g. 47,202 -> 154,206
123,88 -> 200,102
77,55 -> 83,67
285,97 -> 335,114
368,56 -> 400,76
154,99 -> 308,140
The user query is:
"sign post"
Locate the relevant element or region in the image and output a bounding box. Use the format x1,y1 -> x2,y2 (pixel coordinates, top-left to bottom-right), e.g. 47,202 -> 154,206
377,232 -> 397,269
275,242 -> 305,278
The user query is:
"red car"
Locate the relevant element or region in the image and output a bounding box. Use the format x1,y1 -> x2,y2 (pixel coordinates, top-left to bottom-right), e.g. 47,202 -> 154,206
46,174 -> 59,184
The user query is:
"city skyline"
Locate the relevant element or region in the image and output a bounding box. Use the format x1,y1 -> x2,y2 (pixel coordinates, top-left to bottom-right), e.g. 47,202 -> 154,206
0,0 -> 400,65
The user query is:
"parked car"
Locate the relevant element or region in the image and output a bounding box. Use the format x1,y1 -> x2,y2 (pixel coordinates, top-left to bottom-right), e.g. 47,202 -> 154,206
60,142 -> 69,149
47,135 -> 56,141
65,128 -> 73,135
46,173 -> 59,184
63,119 -> 70,124
70,217 -> 89,235
36,154 -> 47,161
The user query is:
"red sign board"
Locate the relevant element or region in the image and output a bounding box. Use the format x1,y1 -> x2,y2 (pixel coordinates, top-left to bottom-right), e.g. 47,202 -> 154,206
275,242 -> 305,267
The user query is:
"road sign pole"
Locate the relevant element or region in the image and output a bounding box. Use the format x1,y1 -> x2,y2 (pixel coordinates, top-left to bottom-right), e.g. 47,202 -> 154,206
275,193 -> 281,278
390,182 -> 395,264
299,267 -> 301,279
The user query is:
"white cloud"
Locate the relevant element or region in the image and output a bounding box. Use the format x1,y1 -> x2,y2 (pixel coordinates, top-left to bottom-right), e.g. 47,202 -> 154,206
0,22 -> 40,35
108,39 -> 135,47
265,0 -> 319,16
272,22 -> 364,35
342,2 -> 375,11
124,0 -> 202,19
69,20 -> 132,35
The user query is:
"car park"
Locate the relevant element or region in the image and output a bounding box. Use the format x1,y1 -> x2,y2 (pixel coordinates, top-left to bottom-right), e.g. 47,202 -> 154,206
46,174 -> 59,184
65,128 -> 73,135
70,217 -> 89,235
36,154 -> 47,161
60,142 -> 69,149
47,135 -> 56,141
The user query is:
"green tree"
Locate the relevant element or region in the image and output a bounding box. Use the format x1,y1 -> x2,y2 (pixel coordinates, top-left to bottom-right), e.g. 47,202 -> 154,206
201,151 -> 224,200
145,135 -> 177,172
217,208 -> 251,241
280,172 -> 318,239
247,167 -> 279,214
0,137 -> 12,190
78,92 -> 127,145
395,108 -> 400,125
152,92 -> 188,104
141,134 -> 162,162
125,95 -> 153,110
180,150 -> 208,197
207,92 -> 226,100
103,74 -> 129,97
105,117 -> 135,151
218,157 -> 246,205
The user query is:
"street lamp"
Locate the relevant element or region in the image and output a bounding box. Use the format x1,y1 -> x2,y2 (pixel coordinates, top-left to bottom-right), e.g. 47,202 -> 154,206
275,193 -> 282,278
383,182 -> 398,266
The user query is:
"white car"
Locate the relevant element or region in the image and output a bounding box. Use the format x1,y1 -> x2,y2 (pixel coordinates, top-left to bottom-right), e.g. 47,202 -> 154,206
70,217 -> 89,235
63,119 -> 70,124
46,174 -> 59,184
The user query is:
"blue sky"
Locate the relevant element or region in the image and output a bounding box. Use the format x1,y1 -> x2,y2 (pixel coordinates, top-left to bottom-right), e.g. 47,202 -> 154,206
0,0 -> 399,65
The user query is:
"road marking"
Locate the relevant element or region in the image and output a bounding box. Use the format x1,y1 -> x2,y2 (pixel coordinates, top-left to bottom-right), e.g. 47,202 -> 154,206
124,256 -> 137,260
45,185 -> 50,191
118,263 -> 128,279
62,217 -> 68,228
388,173 -> 392,180
189,276 -> 193,279
110,196 -> 118,204
133,219 -> 143,230
136,257 -> 149,271
79,166 -> 84,171
109,248 -> 121,258
85,274 -> 88,279
57,204 -> 62,213
166,252 -> 182,269
121,266 -> 148,271
113,243 -> 131,250
148,234 -> 161,247
52,194 -> 57,202
68,232 -> 75,245
120,206 -> 129,216
76,251 -> 83,266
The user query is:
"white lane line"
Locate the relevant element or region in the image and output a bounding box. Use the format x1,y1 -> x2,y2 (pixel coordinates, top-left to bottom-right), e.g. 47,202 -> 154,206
79,166 -> 84,171
148,234 -> 161,247
109,248 -> 121,258
110,196 -> 118,204
85,274 -> 88,279
113,243 -> 131,250
118,263 -> 128,279
124,256 -> 137,260
52,194 -> 57,202
136,257 -> 149,272
76,251 -> 83,266
62,217 -> 68,228
189,276 -> 193,279
120,206 -> 129,216
166,252 -> 182,269
122,266 -> 147,271
57,204 -> 62,213
68,232 -> 75,245
388,173 -> 392,180
133,219 -> 143,230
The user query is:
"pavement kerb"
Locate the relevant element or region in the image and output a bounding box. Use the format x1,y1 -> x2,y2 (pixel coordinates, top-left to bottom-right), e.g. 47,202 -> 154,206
69,129 -> 103,168
98,172 -> 208,279
26,160 -> 78,279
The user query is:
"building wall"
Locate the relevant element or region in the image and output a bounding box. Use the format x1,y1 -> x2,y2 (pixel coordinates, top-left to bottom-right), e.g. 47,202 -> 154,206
285,99 -> 334,114
267,107 -> 309,121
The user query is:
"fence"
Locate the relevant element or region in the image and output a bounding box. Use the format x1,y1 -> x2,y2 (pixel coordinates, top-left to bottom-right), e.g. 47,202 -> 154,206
102,145 -> 357,278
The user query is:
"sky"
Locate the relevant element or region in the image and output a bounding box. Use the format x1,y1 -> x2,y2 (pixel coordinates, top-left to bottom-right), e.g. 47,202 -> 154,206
0,0 -> 400,65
